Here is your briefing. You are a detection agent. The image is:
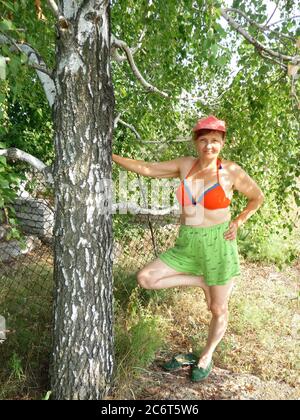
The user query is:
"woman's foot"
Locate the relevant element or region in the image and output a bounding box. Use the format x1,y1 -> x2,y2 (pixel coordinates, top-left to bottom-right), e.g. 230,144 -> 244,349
196,353 -> 212,369
191,353 -> 213,382
191,359 -> 213,382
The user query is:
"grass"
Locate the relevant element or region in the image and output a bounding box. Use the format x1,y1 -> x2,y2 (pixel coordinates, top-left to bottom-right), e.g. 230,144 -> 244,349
0,234 -> 299,399
0,249 -> 53,400
238,223 -> 300,269
156,260 -> 300,390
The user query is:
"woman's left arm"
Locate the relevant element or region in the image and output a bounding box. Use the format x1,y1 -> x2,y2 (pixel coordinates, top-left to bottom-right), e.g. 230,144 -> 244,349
224,162 -> 265,240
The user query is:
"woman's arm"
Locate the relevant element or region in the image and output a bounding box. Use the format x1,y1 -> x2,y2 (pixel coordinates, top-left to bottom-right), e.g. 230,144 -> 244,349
230,162 -> 265,228
112,153 -> 186,179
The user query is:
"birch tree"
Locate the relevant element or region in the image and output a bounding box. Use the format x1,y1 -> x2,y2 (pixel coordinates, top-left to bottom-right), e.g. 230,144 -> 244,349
0,0 -> 299,400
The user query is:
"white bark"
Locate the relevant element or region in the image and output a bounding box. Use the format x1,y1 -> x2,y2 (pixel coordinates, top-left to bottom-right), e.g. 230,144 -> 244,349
0,35 -> 56,107
0,147 -> 53,184
51,0 -> 114,400
111,34 -> 169,98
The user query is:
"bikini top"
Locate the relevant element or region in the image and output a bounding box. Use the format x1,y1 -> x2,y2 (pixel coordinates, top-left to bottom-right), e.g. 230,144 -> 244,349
175,157 -> 231,210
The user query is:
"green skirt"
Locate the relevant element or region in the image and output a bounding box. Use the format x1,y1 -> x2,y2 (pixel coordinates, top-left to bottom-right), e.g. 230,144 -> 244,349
158,220 -> 241,286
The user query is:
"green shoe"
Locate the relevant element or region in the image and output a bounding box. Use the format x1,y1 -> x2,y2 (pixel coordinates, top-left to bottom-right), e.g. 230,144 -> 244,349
163,353 -> 198,371
191,360 -> 213,382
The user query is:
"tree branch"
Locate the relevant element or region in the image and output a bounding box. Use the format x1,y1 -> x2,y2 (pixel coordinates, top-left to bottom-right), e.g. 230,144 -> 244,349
112,28 -> 147,63
111,34 -> 169,98
0,34 -> 56,107
45,0 -> 69,30
220,8 -> 299,64
224,7 -> 296,42
0,148 -> 53,184
265,15 -> 300,29
46,0 -> 60,17
114,116 -> 191,144
112,202 -> 180,216
264,1 -> 279,28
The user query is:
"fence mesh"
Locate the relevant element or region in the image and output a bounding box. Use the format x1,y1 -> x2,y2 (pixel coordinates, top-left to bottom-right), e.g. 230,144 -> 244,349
0,168 -> 182,397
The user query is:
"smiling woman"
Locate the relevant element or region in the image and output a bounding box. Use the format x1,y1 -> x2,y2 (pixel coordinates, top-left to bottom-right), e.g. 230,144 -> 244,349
113,114 -> 265,382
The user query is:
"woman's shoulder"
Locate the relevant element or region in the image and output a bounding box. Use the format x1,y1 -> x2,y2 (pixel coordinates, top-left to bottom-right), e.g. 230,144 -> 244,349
220,158 -> 242,172
220,159 -> 247,186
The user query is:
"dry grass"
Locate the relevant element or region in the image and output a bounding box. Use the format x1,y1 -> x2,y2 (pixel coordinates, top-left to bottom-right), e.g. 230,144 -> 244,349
1,233 -> 299,399
145,258 -> 300,390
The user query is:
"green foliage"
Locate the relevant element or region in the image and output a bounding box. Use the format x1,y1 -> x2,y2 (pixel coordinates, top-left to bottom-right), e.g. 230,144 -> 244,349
42,390 -> 52,400
0,151 -> 21,208
0,260 -> 53,400
114,285 -> 169,389
9,352 -> 25,380
239,227 -> 300,269
1,1 -> 298,258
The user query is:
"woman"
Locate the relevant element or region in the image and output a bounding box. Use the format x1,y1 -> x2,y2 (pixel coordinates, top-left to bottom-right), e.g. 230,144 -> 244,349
112,115 -> 264,382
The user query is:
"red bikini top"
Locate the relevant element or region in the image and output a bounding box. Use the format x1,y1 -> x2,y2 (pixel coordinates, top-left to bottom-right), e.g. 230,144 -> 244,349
175,157 -> 231,210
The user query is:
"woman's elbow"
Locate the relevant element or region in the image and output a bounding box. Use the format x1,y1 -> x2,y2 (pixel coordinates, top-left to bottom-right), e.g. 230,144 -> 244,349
256,192 -> 265,203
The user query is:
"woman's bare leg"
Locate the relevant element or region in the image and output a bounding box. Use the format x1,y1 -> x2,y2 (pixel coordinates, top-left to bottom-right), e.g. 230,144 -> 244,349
137,258 -> 211,309
196,280 -> 235,369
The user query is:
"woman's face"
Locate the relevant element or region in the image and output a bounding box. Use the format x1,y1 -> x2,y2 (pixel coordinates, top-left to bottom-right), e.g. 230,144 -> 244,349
193,131 -> 224,158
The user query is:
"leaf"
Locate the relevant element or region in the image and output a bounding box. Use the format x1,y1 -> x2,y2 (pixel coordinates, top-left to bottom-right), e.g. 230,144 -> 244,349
0,19 -> 15,31
43,390 -> 52,400
216,55 -> 228,66
0,1 -> 15,12
210,44 -> 218,58
293,192 -> 300,207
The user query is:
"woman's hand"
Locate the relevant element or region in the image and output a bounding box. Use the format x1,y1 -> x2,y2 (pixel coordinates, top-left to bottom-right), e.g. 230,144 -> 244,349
223,220 -> 239,240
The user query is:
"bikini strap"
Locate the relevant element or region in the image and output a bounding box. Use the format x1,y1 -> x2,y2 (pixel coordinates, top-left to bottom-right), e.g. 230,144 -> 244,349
217,158 -> 222,183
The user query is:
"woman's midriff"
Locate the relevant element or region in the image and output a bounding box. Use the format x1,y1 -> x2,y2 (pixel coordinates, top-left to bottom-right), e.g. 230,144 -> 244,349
179,206 -> 231,227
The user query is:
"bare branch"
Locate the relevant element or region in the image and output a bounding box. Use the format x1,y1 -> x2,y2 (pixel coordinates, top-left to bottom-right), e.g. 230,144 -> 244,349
27,61 -> 53,77
118,119 -> 142,141
260,50 -> 287,70
0,148 -> 53,184
111,34 -> 169,98
46,0 -> 69,28
111,47 -> 127,63
112,202 -> 180,216
111,28 -> 147,63
131,28 -> 147,56
46,0 -> 59,17
113,112 -> 122,128
221,8 -> 299,64
115,117 -> 191,144
224,7 -> 296,41
0,34 -> 56,106
264,1 -> 279,28
265,15 -> 300,28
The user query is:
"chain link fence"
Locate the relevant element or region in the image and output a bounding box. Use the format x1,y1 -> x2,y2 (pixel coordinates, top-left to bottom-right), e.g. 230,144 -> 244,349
0,168 -> 181,397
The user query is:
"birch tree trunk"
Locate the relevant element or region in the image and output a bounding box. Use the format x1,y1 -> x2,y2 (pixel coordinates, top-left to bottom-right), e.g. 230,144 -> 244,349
51,0 -> 115,400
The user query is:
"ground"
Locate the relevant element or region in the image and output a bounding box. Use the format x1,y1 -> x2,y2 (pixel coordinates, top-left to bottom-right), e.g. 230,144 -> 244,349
130,363 -> 299,400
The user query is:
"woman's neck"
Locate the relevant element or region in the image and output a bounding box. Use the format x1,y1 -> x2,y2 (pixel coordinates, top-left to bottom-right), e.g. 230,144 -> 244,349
196,156 -> 219,171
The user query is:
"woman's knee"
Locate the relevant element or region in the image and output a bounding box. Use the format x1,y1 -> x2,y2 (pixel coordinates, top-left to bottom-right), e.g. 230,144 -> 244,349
210,302 -> 228,317
136,270 -> 154,289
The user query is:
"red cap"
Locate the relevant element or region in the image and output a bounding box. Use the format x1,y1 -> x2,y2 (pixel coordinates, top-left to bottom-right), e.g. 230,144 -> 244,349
192,115 -> 226,133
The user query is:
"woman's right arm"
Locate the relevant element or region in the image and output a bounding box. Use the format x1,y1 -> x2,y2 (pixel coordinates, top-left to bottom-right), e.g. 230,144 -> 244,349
112,153 -> 186,179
